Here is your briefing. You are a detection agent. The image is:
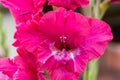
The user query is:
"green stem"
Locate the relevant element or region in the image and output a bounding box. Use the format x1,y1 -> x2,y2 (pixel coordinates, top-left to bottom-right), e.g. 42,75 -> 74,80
83,64 -> 89,80
95,0 -> 100,18
83,59 -> 98,80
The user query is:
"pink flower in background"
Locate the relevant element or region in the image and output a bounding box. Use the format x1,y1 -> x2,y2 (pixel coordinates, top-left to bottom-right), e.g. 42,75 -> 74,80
111,0 -> 120,3
14,8 -> 113,80
0,49 -> 47,80
48,0 -> 89,9
0,0 -> 46,24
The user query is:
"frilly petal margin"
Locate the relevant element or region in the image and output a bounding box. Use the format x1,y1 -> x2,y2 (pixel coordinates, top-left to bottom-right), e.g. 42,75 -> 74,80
0,0 -> 46,24
81,18 -> 113,61
13,21 -> 47,53
41,55 -> 80,80
13,48 -> 47,80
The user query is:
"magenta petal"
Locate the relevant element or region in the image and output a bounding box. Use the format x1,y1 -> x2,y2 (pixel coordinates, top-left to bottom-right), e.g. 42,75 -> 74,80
72,53 -> 88,73
0,58 -> 17,78
42,56 -> 79,80
13,22 -> 47,52
0,0 -> 33,23
82,18 -> 113,61
0,0 -> 45,23
0,50 -> 47,80
14,48 -> 47,80
0,72 -> 9,80
14,51 -> 38,80
50,67 -> 78,80
42,52 -> 87,79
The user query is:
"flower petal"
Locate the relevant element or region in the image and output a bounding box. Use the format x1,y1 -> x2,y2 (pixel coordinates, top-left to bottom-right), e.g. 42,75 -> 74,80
82,18 -> 113,61
0,72 -> 9,80
0,0 -> 45,23
0,58 -> 17,78
13,48 -> 47,80
13,49 -> 39,80
13,22 -> 47,52
50,67 -> 78,80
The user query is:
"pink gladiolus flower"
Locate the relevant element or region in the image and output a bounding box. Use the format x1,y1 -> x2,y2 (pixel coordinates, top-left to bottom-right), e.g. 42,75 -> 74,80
0,49 -> 47,80
0,0 -> 46,24
48,0 -> 89,9
14,8 -> 113,80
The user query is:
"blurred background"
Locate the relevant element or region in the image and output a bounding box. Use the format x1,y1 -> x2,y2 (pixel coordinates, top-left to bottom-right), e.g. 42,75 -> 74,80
98,3 -> 120,80
0,3 -> 16,58
0,1 -> 120,80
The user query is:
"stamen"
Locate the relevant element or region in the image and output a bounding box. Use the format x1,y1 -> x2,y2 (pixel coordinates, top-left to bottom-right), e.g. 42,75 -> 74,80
60,35 -> 67,43
59,35 -> 70,51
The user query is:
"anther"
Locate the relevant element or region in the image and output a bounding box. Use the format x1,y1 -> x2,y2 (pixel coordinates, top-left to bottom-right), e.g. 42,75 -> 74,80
60,35 -> 67,43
